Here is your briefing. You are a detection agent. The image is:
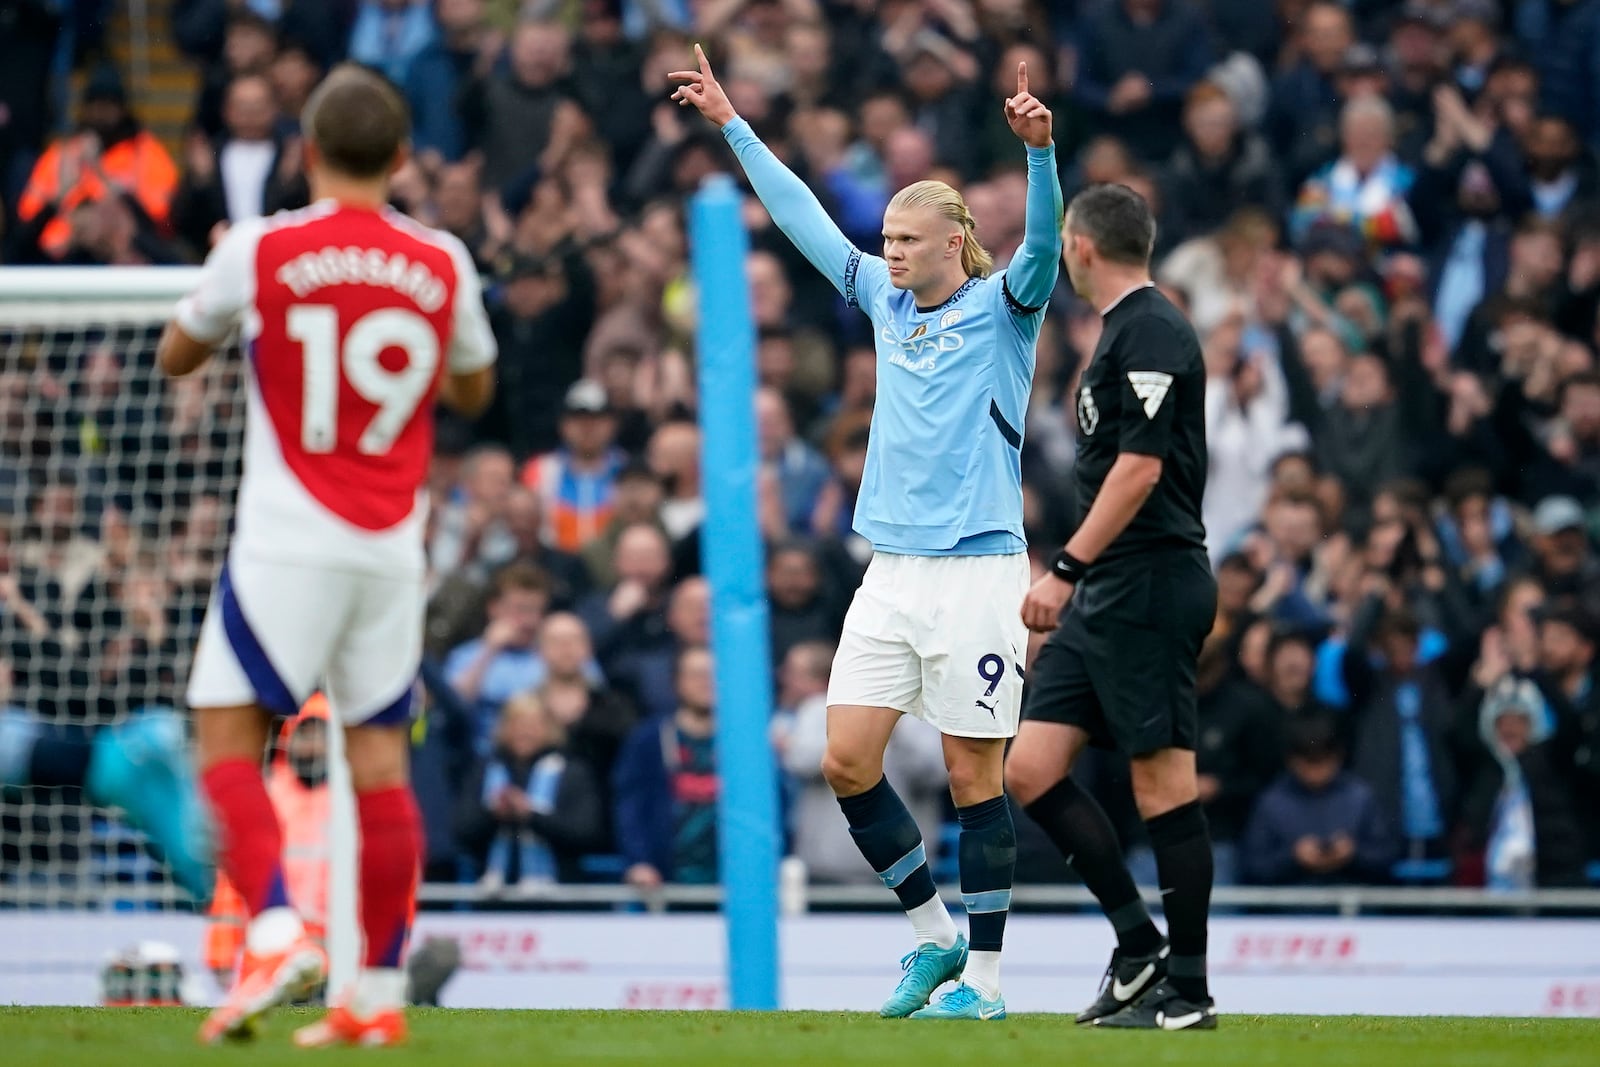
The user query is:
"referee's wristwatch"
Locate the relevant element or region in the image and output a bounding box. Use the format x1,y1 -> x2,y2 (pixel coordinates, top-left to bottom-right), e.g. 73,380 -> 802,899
1048,548 -> 1088,584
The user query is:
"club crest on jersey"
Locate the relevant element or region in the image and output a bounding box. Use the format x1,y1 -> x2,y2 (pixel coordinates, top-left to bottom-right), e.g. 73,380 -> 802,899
1128,371 -> 1173,419
1077,384 -> 1099,435
941,309 -> 963,330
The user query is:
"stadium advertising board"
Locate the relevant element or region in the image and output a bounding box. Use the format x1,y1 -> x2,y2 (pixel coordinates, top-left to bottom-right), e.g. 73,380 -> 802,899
2,913 -> 1596,1017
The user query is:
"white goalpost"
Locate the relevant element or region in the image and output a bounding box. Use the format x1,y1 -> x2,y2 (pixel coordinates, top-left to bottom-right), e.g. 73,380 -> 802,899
0,267 -> 360,995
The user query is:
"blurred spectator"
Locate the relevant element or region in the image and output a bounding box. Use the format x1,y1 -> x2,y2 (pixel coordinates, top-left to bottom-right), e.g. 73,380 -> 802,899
775,640 -> 947,884
431,444 -> 516,576
1458,676 -> 1586,888
348,0 -> 437,87
1525,496 -> 1600,607
432,162 -> 497,269
536,611 -> 636,807
1290,95 -> 1419,256
269,41 -> 324,134
579,524 -> 679,701
457,690 -> 606,888
569,0 -> 650,178
646,420 -> 704,546
613,644 -> 719,887
443,562 -> 552,753
406,0 -> 498,165
1330,598 -> 1461,880
1073,0 -> 1213,163
15,66 -> 179,264
0,0 -> 62,219
463,18 -> 587,191
756,386 -> 831,535
765,539 -> 844,669
1515,0 -> 1600,146
1240,712 -> 1397,885
1161,83 -> 1284,248
173,0 -> 356,68
1267,0 -> 1352,181
171,74 -> 300,257
520,380 -> 626,553
1265,628 -> 1334,722
600,570 -> 708,726
1522,113 -> 1598,222
191,10 -> 280,140
425,485 -> 591,656
1193,630 -> 1283,884
484,242 -> 598,458
580,462 -> 666,588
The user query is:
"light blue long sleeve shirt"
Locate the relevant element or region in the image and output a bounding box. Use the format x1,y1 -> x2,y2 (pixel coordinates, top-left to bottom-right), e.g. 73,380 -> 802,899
721,117 -> 1062,554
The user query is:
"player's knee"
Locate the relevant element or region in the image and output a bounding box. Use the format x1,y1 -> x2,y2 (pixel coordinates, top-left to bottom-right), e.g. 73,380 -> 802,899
193,704 -> 273,769
1130,758 -> 1198,820
345,724 -> 409,793
820,746 -> 879,797
1002,755 -> 1057,807
944,756 -> 1002,807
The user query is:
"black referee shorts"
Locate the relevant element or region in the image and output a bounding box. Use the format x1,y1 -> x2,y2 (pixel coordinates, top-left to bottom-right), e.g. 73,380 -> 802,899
1021,548 -> 1216,757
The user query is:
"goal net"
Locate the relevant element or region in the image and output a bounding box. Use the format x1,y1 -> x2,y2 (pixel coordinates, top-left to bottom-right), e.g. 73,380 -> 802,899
0,268 -> 243,912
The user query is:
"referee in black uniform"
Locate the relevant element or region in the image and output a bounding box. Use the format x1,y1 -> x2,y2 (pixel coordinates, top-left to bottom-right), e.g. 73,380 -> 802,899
1007,184 -> 1219,1030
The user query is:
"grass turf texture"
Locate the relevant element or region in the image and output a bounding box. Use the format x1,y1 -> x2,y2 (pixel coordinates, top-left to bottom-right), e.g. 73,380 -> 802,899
4,1007 -> 1597,1066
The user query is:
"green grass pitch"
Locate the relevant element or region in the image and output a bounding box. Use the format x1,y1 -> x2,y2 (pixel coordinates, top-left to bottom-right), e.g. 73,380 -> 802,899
4,1007 -> 1596,1066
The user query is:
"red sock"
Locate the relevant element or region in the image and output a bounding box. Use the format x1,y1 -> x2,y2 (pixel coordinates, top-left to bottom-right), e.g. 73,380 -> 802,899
201,758 -> 288,916
357,786 -> 421,968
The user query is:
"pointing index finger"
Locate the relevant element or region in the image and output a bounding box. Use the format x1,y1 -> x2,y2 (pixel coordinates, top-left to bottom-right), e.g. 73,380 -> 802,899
696,42 -> 711,76
1017,60 -> 1029,97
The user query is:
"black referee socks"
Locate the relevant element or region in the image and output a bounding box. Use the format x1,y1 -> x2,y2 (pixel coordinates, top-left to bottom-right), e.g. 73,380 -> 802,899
839,776 -> 939,910
956,794 -> 1015,954
1023,777 -> 1163,955
1146,798 -> 1213,1002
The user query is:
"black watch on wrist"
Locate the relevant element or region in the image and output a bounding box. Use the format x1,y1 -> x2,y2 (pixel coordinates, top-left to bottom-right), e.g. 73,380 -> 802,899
1049,549 -> 1088,584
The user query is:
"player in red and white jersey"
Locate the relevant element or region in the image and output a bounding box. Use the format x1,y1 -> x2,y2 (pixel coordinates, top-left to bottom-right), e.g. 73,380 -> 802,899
157,65 -> 494,1048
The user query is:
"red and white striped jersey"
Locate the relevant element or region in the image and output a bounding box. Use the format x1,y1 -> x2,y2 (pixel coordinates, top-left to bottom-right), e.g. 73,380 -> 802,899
176,200 -> 496,575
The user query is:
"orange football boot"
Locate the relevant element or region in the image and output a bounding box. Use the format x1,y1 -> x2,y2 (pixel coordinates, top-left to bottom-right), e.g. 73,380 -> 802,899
197,933 -> 327,1044
293,1002 -> 408,1048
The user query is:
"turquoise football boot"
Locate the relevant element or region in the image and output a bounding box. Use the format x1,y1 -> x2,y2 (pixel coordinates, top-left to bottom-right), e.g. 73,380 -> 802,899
88,708 -> 214,906
879,934 -> 968,1018
909,982 -> 1007,1020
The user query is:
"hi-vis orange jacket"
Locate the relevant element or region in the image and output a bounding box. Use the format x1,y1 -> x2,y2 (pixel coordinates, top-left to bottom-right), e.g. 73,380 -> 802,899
17,130 -> 178,260
203,695 -> 332,976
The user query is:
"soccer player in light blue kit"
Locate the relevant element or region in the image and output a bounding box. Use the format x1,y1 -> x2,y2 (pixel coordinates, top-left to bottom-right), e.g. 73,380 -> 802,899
673,45 -> 1060,1020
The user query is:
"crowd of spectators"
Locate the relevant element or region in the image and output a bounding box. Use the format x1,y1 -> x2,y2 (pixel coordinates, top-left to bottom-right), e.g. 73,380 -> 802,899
5,0 -> 1600,896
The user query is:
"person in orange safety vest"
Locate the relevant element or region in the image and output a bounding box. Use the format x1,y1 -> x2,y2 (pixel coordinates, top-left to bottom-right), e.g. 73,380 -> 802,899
16,65 -> 178,262
204,695 -> 331,987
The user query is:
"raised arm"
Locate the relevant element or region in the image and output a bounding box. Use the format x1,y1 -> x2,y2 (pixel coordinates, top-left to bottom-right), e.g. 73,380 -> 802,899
671,45 -> 859,293
720,117 -> 859,289
1000,63 -> 1061,312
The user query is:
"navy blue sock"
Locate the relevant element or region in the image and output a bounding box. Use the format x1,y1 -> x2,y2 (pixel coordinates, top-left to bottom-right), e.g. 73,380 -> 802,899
838,776 -> 938,909
956,795 -> 1015,953
30,728 -> 93,789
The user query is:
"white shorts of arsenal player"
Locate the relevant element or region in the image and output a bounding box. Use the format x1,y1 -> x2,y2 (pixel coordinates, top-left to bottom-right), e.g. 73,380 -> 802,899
177,200 -> 496,724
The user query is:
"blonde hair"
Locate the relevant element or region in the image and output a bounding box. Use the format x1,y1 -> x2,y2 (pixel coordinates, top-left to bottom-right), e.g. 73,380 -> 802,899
887,180 -> 993,279
496,692 -> 566,749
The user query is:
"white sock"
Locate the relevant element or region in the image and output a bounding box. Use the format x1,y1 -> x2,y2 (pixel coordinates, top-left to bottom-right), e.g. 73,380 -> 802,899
907,895 -> 959,949
245,906 -> 305,956
351,967 -> 407,1017
962,950 -> 1001,1000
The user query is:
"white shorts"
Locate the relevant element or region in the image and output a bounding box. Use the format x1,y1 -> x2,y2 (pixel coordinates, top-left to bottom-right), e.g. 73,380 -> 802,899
186,550 -> 423,725
827,551 -> 1030,738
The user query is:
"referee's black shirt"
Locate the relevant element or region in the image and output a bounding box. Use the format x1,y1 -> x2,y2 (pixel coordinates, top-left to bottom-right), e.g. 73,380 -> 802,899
1071,284 -> 1207,566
